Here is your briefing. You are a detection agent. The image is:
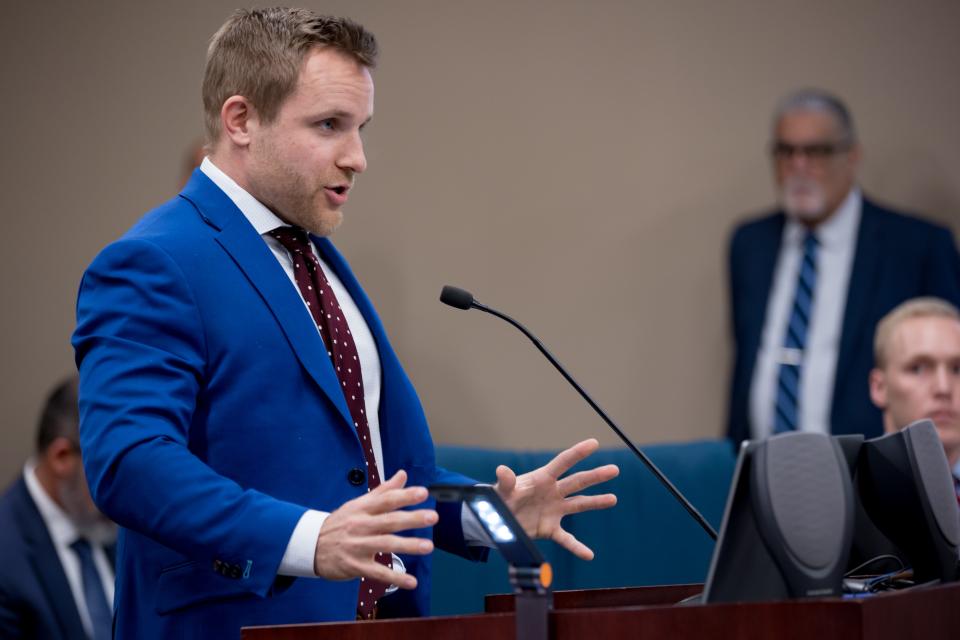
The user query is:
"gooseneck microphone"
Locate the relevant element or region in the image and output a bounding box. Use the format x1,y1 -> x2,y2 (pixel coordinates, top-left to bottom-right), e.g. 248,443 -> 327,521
439,285 -> 718,541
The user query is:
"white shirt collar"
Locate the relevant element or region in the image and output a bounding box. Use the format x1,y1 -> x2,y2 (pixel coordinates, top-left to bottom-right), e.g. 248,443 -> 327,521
23,459 -> 81,548
784,186 -> 862,248
199,157 -> 288,235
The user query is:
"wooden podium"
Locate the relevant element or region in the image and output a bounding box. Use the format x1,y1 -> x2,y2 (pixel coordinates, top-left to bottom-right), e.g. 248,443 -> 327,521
241,582 -> 960,639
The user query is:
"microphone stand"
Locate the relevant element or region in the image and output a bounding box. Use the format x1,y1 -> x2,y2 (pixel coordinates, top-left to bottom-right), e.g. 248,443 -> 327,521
445,287 -> 718,541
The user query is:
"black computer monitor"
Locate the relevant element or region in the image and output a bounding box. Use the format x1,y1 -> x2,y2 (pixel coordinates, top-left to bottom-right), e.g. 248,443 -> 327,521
702,432 -> 853,603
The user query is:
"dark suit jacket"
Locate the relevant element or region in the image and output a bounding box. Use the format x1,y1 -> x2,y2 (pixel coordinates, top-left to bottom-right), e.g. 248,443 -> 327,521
72,169 -> 483,639
727,196 -> 960,443
0,475 -> 94,639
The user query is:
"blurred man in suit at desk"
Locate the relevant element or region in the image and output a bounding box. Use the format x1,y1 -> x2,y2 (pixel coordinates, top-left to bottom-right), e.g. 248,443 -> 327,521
0,376 -> 117,639
869,297 -> 960,501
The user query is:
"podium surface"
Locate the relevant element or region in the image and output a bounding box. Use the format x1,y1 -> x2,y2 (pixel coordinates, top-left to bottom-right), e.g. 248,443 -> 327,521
242,582 -> 960,639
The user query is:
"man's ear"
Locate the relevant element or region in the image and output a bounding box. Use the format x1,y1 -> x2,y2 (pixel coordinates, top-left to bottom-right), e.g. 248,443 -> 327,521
869,368 -> 887,410
220,95 -> 257,147
44,436 -> 80,479
846,141 -> 863,173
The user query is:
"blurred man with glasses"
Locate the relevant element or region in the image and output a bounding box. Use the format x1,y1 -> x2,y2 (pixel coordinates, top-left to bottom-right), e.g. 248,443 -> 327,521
726,88 -> 960,444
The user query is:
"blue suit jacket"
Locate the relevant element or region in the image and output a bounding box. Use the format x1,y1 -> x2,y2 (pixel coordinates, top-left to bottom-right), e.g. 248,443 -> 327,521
727,197 -> 960,444
0,476 -> 90,639
72,170 -> 482,638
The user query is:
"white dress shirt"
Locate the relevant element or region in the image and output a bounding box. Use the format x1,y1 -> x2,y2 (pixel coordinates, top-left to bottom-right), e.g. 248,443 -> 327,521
23,460 -> 114,638
749,188 -> 862,439
199,159 -> 488,578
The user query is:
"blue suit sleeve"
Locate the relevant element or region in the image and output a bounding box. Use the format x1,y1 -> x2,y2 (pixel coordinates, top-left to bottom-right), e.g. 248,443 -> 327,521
430,467 -> 489,562
726,225 -> 749,443
922,225 -> 960,304
73,238 -> 305,597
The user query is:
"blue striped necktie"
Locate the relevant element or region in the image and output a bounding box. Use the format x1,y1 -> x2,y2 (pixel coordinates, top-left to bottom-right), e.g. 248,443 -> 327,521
774,231 -> 818,433
70,538 -> 112,640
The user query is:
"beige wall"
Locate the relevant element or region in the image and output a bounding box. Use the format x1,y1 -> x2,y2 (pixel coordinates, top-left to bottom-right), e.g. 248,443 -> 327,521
1,0 -> 958,481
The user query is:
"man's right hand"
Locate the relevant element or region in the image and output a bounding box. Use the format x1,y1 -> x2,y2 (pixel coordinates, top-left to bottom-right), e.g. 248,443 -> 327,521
313,470 -> 436,589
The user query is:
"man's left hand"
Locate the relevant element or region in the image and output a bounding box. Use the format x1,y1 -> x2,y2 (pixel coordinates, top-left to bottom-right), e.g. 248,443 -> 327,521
494,438 -> 619,560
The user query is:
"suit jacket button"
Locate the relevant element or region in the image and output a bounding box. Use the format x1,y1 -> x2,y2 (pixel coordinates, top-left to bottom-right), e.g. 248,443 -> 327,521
348,468 -> 366,486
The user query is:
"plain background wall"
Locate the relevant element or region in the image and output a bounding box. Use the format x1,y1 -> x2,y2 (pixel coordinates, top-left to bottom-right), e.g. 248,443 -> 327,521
1,0 -> 958,481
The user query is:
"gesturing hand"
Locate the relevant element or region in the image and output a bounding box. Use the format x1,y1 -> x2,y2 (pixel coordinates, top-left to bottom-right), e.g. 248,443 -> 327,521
313,470 -> 436,590
494,438 -> 619,560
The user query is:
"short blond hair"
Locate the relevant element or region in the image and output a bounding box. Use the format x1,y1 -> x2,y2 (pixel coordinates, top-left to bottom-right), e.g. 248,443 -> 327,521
873,297 -> 960,368
202,8 -> 378,142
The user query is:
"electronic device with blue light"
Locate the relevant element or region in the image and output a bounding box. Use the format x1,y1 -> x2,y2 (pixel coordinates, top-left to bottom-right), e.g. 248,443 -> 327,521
430,483 -> 552,640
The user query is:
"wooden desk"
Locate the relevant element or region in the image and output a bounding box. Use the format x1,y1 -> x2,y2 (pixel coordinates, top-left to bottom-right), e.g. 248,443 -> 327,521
242,581 -> 960,639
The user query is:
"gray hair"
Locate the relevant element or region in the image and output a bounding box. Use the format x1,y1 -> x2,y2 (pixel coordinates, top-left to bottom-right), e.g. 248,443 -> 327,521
772,88 -> 857,145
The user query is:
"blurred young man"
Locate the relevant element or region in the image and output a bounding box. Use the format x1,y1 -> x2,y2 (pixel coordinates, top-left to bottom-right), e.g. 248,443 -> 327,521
869,297 -> 960,495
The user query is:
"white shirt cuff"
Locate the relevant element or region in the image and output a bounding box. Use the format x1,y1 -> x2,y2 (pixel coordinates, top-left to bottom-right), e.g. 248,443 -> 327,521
281,503 -> 491,577
278,509 -> 329,577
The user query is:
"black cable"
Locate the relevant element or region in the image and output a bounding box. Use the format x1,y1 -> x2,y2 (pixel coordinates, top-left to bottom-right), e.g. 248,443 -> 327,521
844,554 -> 905,578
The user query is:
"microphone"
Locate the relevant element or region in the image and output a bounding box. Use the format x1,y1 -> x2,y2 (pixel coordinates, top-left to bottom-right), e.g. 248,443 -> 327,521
439,285 -> 718,540
439,285 -> 474,310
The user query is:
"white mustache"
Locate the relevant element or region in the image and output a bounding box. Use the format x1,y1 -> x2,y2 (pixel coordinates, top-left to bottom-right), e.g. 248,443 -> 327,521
783,177 -> 821,194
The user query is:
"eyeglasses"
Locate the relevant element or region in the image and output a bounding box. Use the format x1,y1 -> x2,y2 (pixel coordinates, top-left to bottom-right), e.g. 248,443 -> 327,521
771,140 -> 852,162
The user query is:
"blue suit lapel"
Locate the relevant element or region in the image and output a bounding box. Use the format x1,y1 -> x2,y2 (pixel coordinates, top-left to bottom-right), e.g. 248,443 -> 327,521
312,237 -> 424,474
179,171 -> 354,432
744,215 -> 785,370
312,236 -> 391,359
835,201 -> 881,401
12,477 -> 87,639
312,238 -> 400,380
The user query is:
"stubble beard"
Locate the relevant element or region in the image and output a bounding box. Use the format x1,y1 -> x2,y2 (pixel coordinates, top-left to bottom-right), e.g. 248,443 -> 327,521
249,139 -> 344,237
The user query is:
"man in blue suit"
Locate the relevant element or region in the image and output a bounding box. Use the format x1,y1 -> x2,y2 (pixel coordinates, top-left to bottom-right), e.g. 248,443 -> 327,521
727,88 -> 960,444
72,8 -> 618,638
0,376 -> 117,639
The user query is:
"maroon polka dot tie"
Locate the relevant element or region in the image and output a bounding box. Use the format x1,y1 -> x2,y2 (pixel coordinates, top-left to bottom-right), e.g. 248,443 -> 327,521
270,226 -> 392,619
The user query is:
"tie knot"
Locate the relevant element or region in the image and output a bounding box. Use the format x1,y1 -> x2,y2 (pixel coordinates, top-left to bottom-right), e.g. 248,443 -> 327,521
71,537 -> 93,558
803,231 -> 818,255
270,226 -> 312,255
